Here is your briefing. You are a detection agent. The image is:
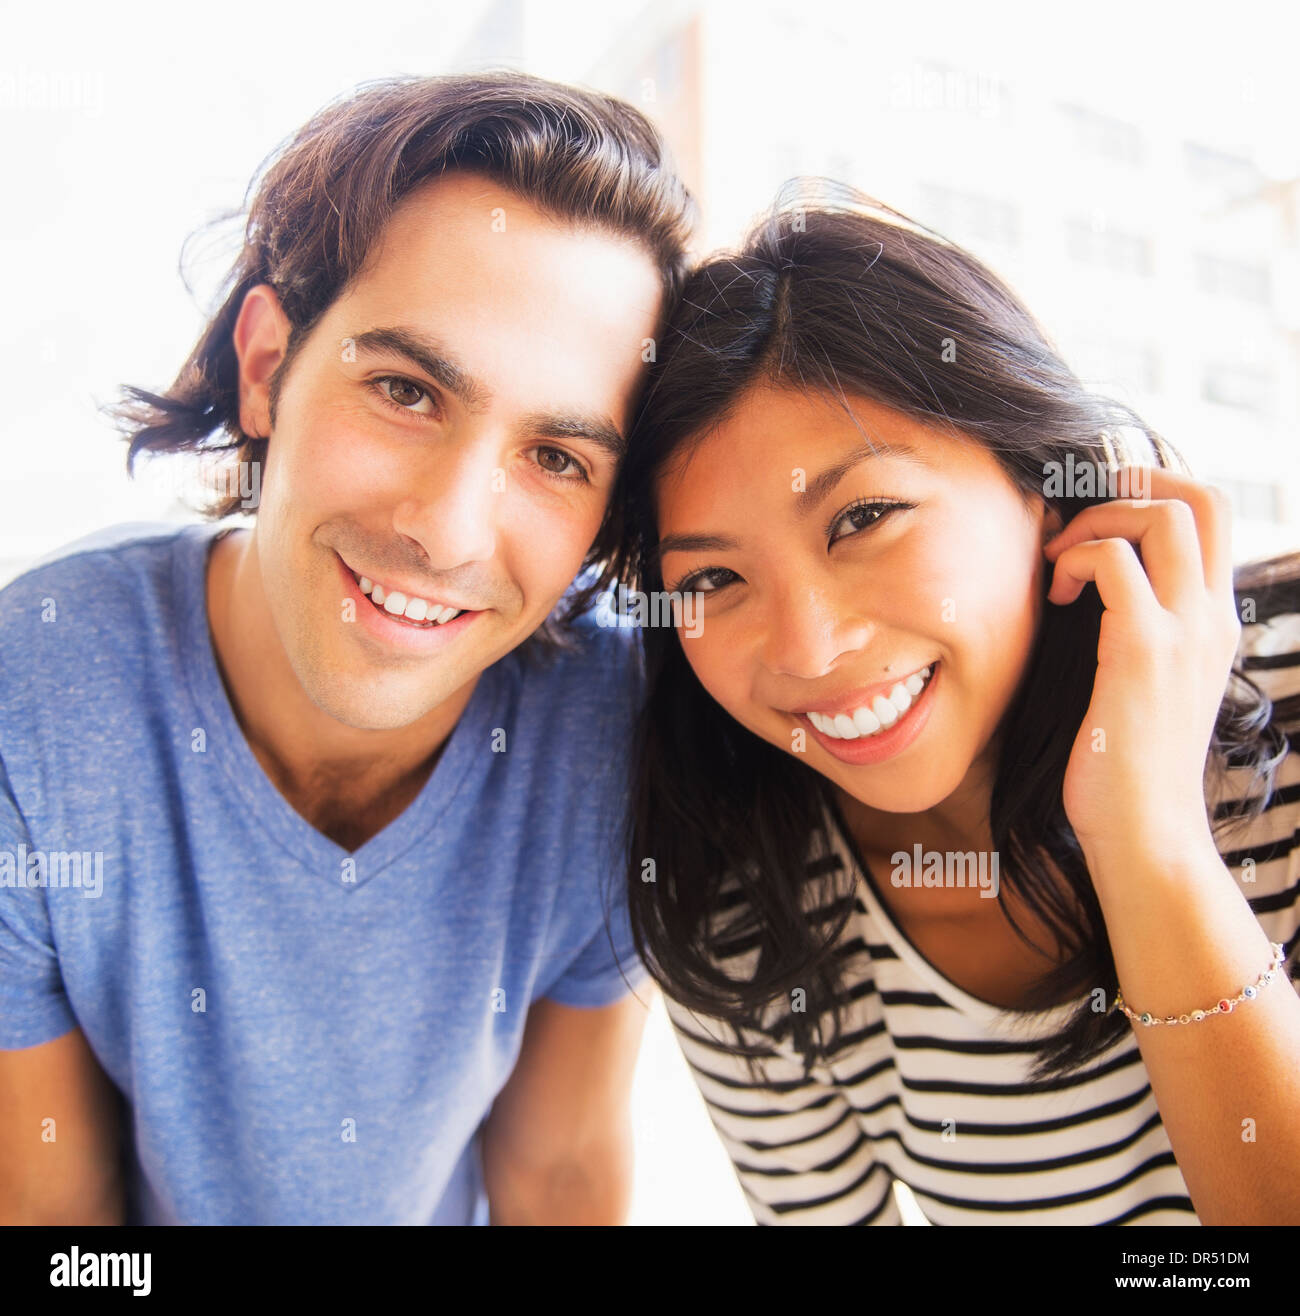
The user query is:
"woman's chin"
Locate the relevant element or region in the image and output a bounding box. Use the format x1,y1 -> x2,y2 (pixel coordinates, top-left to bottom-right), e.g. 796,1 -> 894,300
826,772 -> 957,818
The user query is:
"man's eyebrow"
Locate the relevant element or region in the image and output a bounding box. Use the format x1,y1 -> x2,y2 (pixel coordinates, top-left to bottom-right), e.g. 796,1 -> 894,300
516,411 -> 626,462
350,326 -> 491,410
796,440 -> 926,511
348,325 -> 626,461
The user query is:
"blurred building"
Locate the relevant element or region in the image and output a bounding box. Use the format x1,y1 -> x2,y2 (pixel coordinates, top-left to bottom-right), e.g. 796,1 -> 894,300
455,0 -> 1300,565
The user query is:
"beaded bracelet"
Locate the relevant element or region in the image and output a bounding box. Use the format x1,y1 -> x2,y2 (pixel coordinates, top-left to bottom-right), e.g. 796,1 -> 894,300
1114,942 -> 1287,1027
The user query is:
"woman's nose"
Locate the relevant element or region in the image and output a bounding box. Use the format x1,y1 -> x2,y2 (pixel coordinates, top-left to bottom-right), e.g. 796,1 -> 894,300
756,577 -> 875,680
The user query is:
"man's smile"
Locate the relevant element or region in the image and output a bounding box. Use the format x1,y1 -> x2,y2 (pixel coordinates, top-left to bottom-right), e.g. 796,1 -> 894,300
337,552 -> 476,628
335,551 -> 483,649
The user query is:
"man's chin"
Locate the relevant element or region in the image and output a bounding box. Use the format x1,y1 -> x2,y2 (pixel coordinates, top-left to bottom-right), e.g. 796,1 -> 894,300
292,654 -> 471,733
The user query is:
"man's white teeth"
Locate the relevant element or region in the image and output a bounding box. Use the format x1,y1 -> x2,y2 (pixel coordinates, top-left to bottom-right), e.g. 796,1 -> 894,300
806,665 -> 933,740
356,576 -> 461,626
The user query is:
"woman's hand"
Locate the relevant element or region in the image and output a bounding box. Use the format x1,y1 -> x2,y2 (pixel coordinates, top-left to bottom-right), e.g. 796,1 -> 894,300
1042,466 -> 1241,877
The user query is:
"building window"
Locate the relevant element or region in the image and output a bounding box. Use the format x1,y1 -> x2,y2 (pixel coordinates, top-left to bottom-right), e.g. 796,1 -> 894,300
1195,253 -> 1272,305
653,33 -> 683,101
1059,104 -> 1144,164
1202,362 -> 1275,414
1073,339 -> 1162,395
918,184 -> 1019,248
1185,143 -> 1261,196
1211,477 -> 1282,523
1065,219 -> 1153,276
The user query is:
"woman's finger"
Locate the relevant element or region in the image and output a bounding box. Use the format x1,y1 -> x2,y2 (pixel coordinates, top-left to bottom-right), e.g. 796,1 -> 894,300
1136,466 -> 1235,600
1045,498 -> 1204,614
1047,537 -> 1156,636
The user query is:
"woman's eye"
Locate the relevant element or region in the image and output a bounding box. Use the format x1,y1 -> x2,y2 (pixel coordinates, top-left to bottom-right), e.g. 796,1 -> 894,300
371,375 -> 439,417
533,446 -> 589,483
828,499 -> 911,546
676,566 -> 739,595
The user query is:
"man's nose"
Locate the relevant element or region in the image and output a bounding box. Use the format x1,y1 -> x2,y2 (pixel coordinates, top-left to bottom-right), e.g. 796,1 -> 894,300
394,439 -> 500,569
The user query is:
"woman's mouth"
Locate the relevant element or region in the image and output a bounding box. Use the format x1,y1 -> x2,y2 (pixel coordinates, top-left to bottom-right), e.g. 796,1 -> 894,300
804,664 -> 934,739
795,661 -> 940,766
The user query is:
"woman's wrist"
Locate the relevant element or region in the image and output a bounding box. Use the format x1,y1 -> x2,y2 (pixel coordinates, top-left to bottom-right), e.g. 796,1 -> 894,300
1085,837 -> 1276,1012
1079,818 -> 1221,900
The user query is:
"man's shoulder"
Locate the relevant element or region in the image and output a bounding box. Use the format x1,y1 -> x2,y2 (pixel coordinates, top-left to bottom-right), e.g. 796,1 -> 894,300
491,592 -> 649,767
0,519 -> 209,687
509,596 -> 646,705
0,519 -> 198,606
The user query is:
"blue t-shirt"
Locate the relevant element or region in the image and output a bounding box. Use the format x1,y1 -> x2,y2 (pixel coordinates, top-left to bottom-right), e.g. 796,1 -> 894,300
0,520 -> 650,1224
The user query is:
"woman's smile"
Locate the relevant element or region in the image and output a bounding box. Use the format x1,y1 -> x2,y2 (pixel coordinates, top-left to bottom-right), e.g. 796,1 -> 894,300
794,658 -> 941,765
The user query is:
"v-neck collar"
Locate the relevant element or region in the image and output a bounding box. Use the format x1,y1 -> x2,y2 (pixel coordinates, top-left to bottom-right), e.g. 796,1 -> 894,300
823,793 -> 1084,1037
173,520 -> 505,887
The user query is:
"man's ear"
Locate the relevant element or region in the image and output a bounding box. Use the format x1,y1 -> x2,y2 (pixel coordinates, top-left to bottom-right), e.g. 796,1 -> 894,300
231,284 -> 291,439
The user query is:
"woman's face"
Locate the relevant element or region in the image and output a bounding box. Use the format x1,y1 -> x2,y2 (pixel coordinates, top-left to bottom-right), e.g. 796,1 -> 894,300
654,383 -> 1060,818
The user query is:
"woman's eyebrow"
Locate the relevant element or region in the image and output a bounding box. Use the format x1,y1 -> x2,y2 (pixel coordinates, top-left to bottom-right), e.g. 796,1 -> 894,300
659,440 -> 926,555
658,531 -> 740,556
795,440 -> 925,512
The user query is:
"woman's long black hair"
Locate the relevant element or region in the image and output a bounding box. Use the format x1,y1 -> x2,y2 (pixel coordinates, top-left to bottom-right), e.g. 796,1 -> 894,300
591,179 -> 1300,1083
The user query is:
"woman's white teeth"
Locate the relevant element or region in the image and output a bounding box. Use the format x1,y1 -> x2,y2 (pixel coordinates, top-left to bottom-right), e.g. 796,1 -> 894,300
853,705 -> 881,736
872,694 -> 901,727
356,575 -> 460,626
807,665 -> 933,739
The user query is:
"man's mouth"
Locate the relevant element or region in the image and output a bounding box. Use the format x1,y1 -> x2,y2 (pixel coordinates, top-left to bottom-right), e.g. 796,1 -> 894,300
343,563 -> 470,629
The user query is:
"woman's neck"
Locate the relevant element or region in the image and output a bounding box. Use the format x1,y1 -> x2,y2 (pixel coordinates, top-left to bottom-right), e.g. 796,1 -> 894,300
833,754 -> 998,863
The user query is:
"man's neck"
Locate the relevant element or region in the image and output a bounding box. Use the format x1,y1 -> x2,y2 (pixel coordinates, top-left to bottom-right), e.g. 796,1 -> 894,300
204,524 -> 476,847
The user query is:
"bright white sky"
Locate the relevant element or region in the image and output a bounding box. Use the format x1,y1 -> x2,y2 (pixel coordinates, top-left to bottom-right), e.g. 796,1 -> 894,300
1,0 -> 1295,565
858,0 -> 1299,177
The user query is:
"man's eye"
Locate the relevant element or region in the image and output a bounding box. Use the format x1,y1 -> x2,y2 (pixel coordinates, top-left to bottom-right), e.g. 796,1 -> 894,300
532,446 -> 590,484
828,499 -> 913,546
370,375 -> 440,417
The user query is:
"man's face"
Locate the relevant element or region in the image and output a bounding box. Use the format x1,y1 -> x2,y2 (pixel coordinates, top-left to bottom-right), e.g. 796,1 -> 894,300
234,171 -> 664,730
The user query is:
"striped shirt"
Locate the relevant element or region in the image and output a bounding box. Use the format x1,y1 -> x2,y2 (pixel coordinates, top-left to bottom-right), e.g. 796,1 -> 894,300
664,611 -> 1300,1225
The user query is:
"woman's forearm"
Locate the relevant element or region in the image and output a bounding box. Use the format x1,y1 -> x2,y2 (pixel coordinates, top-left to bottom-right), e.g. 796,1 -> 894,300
1088,835 -> 1300,1224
